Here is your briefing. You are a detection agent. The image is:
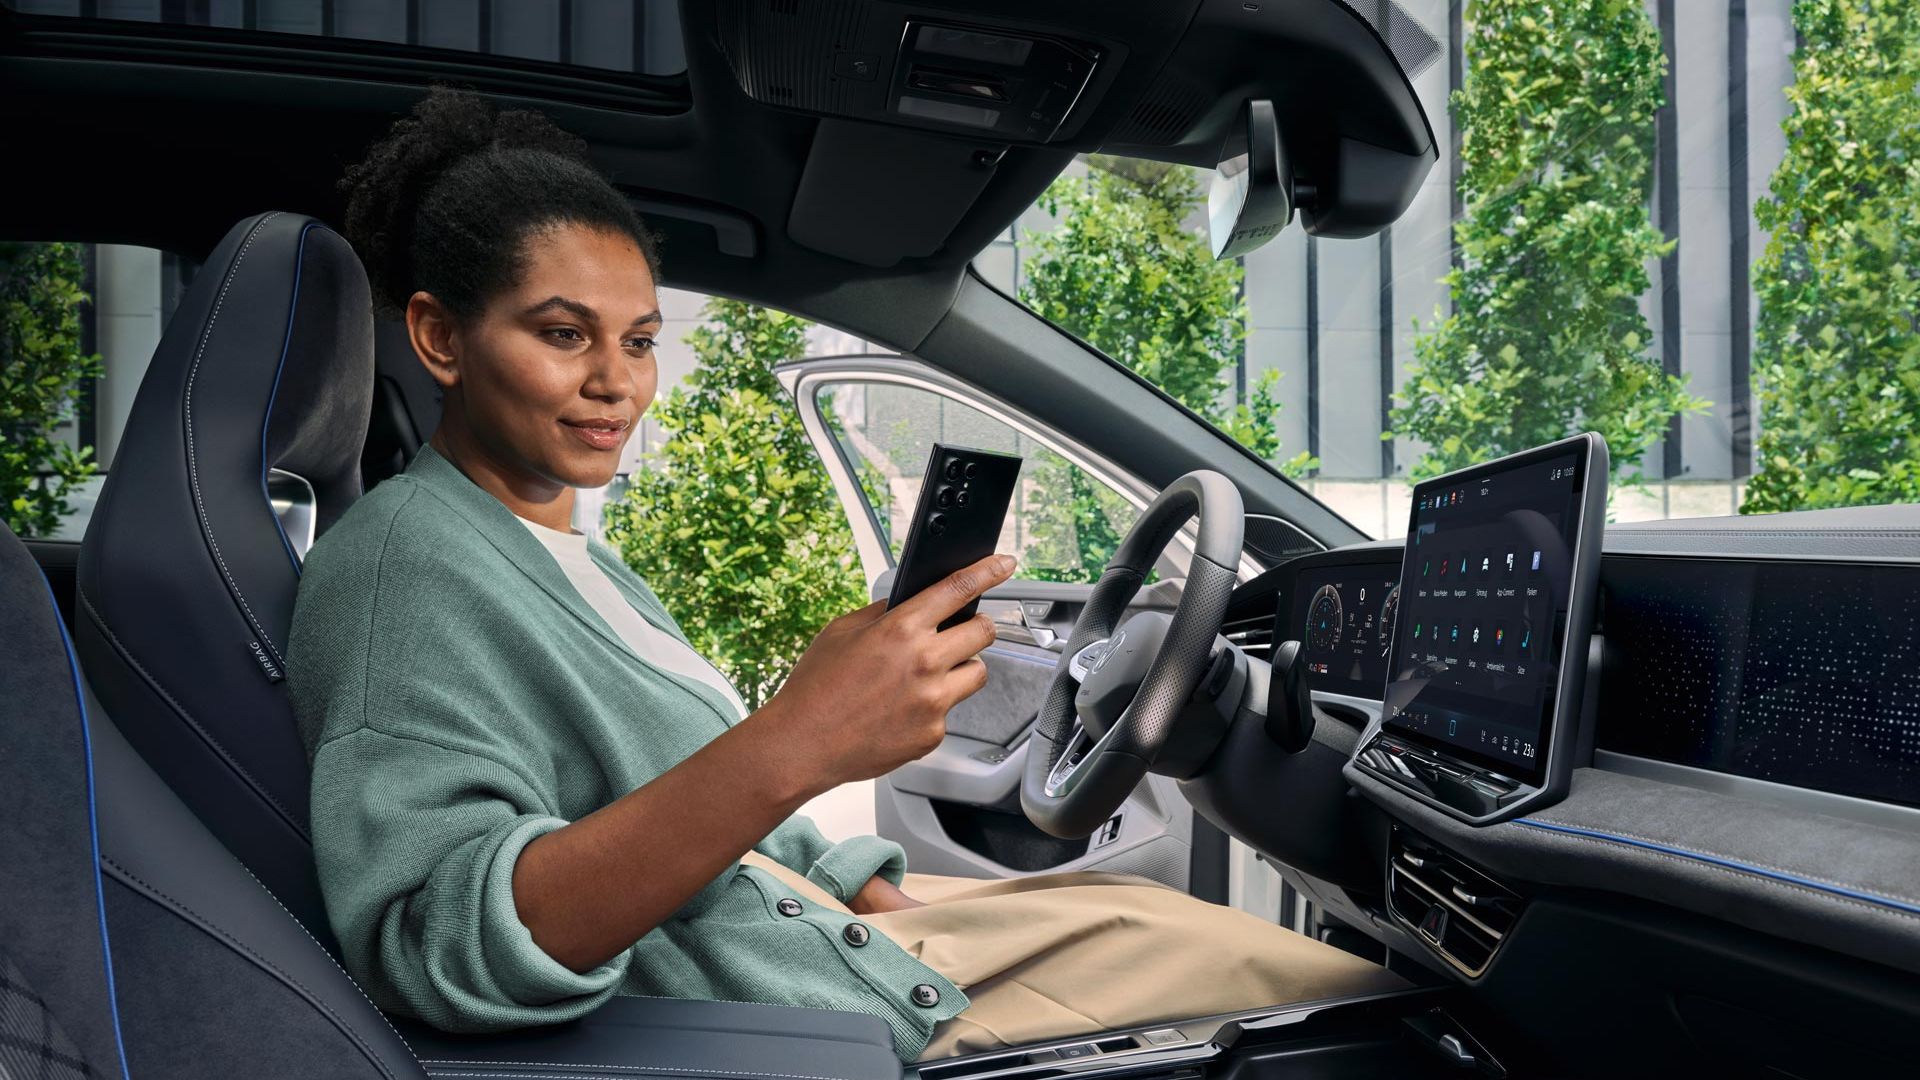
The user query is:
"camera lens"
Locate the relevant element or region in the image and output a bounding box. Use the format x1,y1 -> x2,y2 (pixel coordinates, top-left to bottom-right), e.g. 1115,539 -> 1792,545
936,487 -> 955,508
944,460 -> 964,481
954,489 -> 971,507
963,461 -> 979,479
928,514 -> 948,536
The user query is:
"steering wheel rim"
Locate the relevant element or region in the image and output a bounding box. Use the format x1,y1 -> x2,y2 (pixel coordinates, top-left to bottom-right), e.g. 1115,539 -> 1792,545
1020,470 -> 1244,839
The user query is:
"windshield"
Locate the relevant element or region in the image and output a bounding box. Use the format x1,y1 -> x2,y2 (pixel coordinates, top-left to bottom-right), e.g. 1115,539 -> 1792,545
981,0 -> 1920,538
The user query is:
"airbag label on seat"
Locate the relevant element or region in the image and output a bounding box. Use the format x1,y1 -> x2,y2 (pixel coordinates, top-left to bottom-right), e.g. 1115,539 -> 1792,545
248,639 -> 284,683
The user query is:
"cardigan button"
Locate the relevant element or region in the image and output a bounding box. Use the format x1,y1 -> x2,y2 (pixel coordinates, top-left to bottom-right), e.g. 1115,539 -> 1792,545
843,922 -> 871,947
776,898 -> 803,917
911,984 -> 940,1008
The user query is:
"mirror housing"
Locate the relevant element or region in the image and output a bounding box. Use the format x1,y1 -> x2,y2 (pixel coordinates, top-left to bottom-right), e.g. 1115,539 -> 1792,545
1208,99 -> 1294,259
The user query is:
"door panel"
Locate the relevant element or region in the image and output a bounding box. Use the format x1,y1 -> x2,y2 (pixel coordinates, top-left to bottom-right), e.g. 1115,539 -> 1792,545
784,357 -> 1202,890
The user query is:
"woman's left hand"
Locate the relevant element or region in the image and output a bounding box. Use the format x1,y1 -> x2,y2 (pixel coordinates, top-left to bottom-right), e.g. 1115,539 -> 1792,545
849,875 -> 926,915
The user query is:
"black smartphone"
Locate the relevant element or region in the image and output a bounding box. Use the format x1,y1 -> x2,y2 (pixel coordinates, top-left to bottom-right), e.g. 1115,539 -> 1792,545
886,443 -> 1023,631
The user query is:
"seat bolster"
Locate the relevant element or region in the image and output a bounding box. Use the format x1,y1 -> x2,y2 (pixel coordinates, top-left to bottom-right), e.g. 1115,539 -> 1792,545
88,694 -> 423,1080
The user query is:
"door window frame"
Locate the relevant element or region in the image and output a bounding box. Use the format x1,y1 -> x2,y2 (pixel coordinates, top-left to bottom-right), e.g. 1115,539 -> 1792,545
777,354 -> 1266,589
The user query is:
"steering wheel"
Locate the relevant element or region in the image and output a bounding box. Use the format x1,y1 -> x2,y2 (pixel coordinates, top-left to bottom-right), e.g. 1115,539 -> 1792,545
1021,470 -> 1245,838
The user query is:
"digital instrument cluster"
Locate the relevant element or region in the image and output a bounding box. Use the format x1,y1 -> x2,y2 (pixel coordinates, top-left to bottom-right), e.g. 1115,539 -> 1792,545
1289,569 -> 1400,699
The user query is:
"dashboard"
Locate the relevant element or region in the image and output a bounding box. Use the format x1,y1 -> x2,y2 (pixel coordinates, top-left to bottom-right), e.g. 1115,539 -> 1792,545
1190,500 -> 1920,1076
1269,550 -> 1920,815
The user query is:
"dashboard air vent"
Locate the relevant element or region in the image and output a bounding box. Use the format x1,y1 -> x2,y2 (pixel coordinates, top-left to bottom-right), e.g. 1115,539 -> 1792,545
1222,612 -> 1274,659
1387,827 -> 1521,977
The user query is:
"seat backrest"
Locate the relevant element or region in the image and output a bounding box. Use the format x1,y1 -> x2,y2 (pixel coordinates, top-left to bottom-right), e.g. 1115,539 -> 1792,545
76,212 -> 374,942
361,318 -> 443,489
2,521 -> 424,1080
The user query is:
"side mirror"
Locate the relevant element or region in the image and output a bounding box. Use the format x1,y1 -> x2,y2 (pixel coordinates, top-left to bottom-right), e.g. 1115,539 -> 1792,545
1208,99 -> 1294,259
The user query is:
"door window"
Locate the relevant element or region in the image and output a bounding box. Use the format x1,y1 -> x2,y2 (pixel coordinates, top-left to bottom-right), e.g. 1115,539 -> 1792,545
814,379 -> 1183,583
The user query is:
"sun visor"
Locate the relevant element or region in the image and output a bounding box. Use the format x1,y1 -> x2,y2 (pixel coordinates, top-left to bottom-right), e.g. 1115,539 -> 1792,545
787,120 -> 1004,268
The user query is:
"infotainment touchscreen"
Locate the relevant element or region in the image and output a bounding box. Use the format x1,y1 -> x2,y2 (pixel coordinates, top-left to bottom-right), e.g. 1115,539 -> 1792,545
1380,435 -> 1606,786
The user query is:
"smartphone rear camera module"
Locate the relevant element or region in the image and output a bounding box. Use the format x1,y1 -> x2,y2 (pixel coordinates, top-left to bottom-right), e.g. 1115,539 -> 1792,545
936,487 -> 955,508
944,460 -> 965,481
955,489 -> 971,507
963,462 -> 979,479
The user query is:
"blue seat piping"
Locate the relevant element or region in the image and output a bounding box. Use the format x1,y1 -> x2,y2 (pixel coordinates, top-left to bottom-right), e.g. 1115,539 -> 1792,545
40,572 -> 133,1080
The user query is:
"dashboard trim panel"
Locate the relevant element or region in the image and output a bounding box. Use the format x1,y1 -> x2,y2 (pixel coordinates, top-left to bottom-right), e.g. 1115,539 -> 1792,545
1514,816 -> 1920,918
1594,749 -> 1920,834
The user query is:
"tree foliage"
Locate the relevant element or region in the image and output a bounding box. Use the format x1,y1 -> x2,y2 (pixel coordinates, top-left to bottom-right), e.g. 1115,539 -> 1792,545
602,299 -> 866,710
1744,0 -> 1920,513
1019,157 -> 1313,474
1392,0 -> 1703,483
1,242 -> 101,538
1014,159 -> 1307,582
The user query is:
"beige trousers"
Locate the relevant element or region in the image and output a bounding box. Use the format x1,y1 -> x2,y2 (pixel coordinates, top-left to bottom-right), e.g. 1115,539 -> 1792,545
740,853 -> 1406,1060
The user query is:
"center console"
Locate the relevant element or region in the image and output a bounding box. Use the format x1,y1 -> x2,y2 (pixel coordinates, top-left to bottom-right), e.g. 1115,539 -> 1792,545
1352,434 -> 1609,825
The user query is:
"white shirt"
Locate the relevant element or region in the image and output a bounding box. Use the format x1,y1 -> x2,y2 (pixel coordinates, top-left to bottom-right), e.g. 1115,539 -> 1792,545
517,517 -> 749,720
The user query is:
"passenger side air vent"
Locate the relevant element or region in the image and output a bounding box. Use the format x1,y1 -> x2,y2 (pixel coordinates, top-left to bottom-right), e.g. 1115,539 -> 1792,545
1387,827 -> 1522,977
1222,612 -> 1274,659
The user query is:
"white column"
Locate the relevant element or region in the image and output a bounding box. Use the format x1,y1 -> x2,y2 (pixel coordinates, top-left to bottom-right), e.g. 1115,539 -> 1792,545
94,244 -> 165,471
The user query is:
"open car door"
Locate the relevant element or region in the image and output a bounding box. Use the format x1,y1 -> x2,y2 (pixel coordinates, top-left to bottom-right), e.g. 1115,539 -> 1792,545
778,356 -> 1253,896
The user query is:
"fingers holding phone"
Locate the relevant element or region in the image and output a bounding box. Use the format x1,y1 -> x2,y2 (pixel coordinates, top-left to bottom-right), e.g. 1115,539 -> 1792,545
767,552 -> 1018,786
760,445 -> 1024,790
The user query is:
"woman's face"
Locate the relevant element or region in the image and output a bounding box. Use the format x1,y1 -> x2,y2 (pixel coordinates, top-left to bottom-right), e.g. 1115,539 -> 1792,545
417,223 -> 661,496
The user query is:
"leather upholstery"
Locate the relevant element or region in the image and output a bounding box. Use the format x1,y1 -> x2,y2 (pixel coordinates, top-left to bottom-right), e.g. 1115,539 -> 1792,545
361,319 -> 442,489
76,211 -> 376,943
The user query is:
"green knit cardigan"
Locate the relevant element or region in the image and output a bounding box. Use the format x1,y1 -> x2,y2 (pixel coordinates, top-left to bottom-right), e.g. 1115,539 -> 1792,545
288,445 -> 965,1059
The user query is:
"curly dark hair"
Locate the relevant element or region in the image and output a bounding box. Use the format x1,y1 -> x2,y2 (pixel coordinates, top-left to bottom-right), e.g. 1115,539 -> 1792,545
340,86 -> 661,320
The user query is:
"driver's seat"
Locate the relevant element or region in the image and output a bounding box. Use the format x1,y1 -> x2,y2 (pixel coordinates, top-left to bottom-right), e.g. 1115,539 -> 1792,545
76,212 -> 375,945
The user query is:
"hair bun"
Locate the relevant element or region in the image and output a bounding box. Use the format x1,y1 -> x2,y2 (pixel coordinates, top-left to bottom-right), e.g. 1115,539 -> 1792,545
340,86 -> 592,314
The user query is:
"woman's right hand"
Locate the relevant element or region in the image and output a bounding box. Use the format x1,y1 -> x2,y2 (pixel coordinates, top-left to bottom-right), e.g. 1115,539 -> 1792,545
760,553 -> 1017,792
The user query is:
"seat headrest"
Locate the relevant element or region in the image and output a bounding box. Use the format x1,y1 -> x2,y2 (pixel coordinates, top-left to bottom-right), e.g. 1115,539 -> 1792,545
76,212 -> 373,938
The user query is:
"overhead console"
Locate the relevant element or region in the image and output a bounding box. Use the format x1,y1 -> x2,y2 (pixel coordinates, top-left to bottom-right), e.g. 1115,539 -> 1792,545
719,0 -> 1441,266
714,0 -> 1137,147
1353,434 -> 1610,824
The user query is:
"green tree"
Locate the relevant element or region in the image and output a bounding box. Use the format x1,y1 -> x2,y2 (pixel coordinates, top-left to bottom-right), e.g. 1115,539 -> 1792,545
1392,0 -> 1703,483
1020,157 -> 1313,473
1744,0 -> 1920,513
602,299 -> 866,710
1016,159 -> 1309,582
1,242 -> 101,538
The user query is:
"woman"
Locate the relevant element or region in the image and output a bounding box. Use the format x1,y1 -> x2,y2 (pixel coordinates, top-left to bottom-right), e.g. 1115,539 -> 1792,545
290,89 -> 1402,1063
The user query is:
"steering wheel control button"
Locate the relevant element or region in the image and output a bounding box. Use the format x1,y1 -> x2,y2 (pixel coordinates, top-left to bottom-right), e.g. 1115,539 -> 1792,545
1142,1029 -> 1185,1046
842,922 -> 871,947
911,984 -> 941,1008
775,898 -> 803,917
1066,636 -> 1113,681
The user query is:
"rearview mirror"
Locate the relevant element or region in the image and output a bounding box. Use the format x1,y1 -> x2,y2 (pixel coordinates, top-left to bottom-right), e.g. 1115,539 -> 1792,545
1208,99 -> 1293,259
